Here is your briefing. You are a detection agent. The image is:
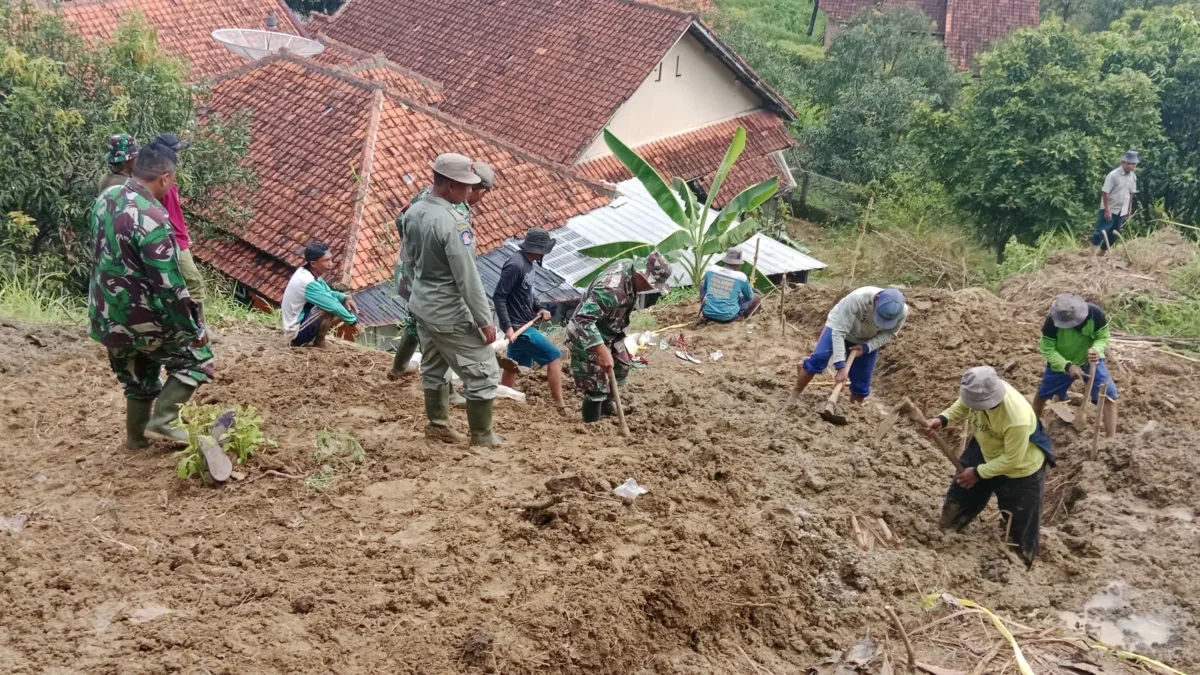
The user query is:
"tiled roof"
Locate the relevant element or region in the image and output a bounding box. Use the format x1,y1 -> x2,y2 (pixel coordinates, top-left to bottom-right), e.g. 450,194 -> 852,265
309,37 -> 446,106
576,111 -> 794,207
944,0 -> 1039,69
319,0 -> 793,166
194,55 -> 613,303
820,0 -> 1036,70
54,0 -> 305,80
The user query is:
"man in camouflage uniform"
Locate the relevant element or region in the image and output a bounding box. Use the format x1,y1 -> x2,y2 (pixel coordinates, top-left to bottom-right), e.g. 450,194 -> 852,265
403,154 -> 503,446
89,143 -> 214,449
566,252 -> 672,423
389,162 -> 496,381
98,133 -> 138,194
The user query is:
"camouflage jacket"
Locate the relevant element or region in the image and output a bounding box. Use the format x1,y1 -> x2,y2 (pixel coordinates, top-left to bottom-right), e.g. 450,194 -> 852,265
393,186 -> 473,300
88,181 -> 202,349
566,259 -> 638,348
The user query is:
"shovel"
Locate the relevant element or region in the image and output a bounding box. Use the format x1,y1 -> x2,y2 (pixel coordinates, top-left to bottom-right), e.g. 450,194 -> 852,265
1073,363 -> 1099,432
495,317 -> 539,374
819,352 -> 856,425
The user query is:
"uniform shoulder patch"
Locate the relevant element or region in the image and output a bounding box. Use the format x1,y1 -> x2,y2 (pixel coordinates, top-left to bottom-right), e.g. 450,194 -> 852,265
458,224 -> 474,247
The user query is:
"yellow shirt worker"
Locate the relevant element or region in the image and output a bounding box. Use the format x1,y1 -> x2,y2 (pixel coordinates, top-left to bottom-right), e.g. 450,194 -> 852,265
924,366 -> 1055,568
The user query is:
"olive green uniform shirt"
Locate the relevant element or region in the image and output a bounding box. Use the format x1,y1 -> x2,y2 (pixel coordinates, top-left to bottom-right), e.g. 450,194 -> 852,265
402,194 -> 491,331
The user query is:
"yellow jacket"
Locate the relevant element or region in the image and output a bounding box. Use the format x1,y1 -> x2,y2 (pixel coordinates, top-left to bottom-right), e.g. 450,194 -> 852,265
940,382 -> 1044,479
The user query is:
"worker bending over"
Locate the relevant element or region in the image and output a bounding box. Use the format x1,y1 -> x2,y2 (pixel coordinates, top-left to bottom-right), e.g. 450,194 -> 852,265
787,286 -> 907,405
566,253 -> 672,423
926,366 -> 1055,568
1033,293 -> 1118,437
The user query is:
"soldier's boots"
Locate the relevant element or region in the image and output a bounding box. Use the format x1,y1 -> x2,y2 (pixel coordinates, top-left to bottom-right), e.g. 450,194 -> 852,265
145,379 -> 195,445
466,399 -> 503,447
387,334 -> 420,381
125,398 -> 153,449
582,399 -> 604,423
424,384 -> 464,443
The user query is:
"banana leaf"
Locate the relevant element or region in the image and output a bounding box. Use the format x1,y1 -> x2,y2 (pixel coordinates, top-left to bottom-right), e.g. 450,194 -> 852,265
738,261 -> 776,293
578,240 -> 654,259
674,177 -> 698,223
699,126 -> 747,228
655,229 -> 694,254
603,129 -> 685,227
706,178 -> 779,240
573,244 -> 653,288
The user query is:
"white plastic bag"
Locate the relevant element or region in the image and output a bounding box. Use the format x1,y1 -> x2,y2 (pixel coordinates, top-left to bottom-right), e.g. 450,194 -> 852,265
613,478 -> 648,500
495,385 -> 527,403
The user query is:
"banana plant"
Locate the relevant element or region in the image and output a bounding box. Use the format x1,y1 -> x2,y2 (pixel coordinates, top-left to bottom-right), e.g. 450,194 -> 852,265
575,126 -> 779,292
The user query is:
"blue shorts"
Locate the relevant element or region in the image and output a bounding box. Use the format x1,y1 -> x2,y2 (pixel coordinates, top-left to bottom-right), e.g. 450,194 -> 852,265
507,327 -> 562,367
290,304 -> 321,346
1037,361 -> 1118,403
802,327 -> 879,398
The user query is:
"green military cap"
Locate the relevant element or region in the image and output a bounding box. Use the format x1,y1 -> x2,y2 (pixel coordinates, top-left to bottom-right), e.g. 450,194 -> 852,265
105,133 -> 139,164
473,162 -> 496,189
633,251 -> 672,294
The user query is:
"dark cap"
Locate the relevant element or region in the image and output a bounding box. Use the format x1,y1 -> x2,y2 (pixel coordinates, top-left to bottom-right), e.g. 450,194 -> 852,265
303,241 -> 330,263
150,133 -> 190,159
518,227 -> 555,255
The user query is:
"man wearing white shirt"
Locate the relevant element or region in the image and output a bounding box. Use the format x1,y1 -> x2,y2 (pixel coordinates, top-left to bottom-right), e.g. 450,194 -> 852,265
1091,150 -> 1138,252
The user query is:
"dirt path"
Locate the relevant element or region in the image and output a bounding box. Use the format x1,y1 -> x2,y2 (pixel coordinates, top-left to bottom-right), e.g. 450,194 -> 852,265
0,283 -> 1196,674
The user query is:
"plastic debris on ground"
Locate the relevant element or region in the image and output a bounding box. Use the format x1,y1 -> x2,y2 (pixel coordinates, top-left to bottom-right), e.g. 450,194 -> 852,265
709,350 -> 723,362
495,385 -> 526,403
613,478 -> 648,500
675,351 -> 701,364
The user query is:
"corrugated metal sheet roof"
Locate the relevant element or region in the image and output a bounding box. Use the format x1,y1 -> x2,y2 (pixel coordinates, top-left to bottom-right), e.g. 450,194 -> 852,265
549,179 -> 826,288
353,281 -> 408,328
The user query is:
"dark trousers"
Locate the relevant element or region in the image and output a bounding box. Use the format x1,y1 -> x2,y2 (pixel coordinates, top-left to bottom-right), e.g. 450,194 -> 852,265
940,440 -> 1047,568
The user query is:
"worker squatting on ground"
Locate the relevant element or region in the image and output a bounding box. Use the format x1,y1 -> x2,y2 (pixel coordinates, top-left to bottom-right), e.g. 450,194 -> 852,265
88,144 -> 214,449
388,162 -> 495,381
491,227 -> 566,410
99,133 -> 138,194
1032,293 -> 1119,437
926,366 -> 1056,568
280,242 -> 360,348
699,247 -> 761,323
1091,150 -> 1138,253
402,154 -> 503,447
787,286 -> 907,404
565,252 -> 673,423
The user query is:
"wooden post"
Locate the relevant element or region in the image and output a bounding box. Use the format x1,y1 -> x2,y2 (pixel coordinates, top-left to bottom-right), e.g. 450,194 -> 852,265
780,276 -> 787,338
848,197 -> 874,287
749,239 -> 761,287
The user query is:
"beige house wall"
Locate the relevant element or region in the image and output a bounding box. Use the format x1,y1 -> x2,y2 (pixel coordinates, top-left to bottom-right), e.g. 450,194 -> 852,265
576,32 -> 763,163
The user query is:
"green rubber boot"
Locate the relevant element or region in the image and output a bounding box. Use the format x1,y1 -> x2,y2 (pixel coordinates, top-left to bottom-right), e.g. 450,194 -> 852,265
466,399 -> 503,447
145,378 -> 195,445
424,384 -> 463,443
387,333 -> 419,380
126,398 -> 153,449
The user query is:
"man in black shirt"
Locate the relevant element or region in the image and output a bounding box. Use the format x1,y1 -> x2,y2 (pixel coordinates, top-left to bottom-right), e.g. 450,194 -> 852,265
492,228 -> 565,411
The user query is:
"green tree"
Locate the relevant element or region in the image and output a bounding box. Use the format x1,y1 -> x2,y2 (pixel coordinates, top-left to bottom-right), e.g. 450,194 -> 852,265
577,128 -> 778,292
283,0 -> 343,18
916,21 -> 1161,256
0,1 -> 253,277
1100,5 -> 1200,224
799,7 -> 961,186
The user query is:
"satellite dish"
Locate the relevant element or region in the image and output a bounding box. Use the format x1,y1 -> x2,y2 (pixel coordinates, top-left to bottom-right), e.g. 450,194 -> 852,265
212,29 -> 325,61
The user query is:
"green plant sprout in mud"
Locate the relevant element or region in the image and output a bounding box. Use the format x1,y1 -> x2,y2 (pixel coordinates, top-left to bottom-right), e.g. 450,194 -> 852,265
174,404 -> 276,480
304,429 -> 366,489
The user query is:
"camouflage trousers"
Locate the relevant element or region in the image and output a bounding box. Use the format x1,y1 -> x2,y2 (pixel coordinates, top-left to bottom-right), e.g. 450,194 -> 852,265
567,335 -> 630,402
107,339 -> 215,399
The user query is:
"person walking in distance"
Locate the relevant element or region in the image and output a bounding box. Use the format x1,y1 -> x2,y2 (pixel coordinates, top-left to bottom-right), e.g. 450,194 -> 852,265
1091,150 -> 1138,253
403,153 -> 503,446
88,144 -> 214,448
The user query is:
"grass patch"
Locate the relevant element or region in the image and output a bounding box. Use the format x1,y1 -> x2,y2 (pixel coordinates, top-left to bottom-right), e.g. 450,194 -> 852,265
305,429 -> 366,489
992,231 -> 1082,285
1106,252 -> 1200,351
0,266 -> 85,324
200,265 -> 279,329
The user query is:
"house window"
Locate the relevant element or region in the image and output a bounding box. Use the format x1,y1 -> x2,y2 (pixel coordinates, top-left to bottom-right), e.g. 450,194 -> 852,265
675,55 -> 681,77
655,62 -> 662,82
687,178 -> 708,205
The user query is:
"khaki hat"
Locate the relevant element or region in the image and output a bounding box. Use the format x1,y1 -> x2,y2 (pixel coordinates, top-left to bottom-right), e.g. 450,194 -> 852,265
473,162 -> 496,189
960,366 -> 1006,411
722,247 -> 743,266
430,153 -> 481,185
1049,293 -> 1088,329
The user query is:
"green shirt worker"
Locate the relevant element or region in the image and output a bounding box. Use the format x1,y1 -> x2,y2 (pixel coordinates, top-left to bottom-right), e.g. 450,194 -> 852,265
403,153 -> 502,447
1032,293 -> 1118,438
925,366 -> 1055,568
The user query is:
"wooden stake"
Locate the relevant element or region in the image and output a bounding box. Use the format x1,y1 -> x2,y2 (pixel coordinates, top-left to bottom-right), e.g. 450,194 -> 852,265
848,197 -> 874,287
780,277 -> 787,338
749,238 -> 761,287
1090,395 -> 1107,461
885,605 -> 917,673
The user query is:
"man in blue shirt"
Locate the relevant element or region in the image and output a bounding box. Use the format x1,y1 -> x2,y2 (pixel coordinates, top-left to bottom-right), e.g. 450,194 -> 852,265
699,248 -> 759,322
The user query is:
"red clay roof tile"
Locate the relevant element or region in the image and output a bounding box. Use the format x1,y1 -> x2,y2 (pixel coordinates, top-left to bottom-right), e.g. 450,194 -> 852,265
194,55 -> 613,302
55,0 -> 305,80
577,111 -> 794,207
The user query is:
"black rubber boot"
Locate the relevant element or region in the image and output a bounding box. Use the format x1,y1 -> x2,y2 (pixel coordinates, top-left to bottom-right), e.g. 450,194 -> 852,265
466,399 -> 502,447
582,399 -> 604,423
423,384 -> 463,442
145,378 -> 195,445
126,398 -> 153,449
388,333 -> 420,380
600,398 -> 616,417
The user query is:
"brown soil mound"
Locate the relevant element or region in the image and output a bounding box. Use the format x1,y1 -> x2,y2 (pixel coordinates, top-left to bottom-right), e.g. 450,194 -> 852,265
0,281 -> 1196,673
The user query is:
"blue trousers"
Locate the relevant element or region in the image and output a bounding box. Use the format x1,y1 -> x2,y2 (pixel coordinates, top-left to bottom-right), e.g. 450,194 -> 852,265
802,327 -> 879,398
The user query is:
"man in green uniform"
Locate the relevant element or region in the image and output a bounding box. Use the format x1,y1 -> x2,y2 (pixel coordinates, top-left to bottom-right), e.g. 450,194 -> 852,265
565,253 -> 672,422
389,162 -> 495,380
88,144 -> 214,449
403,154 -> 502,446
98,133 -> 138,194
